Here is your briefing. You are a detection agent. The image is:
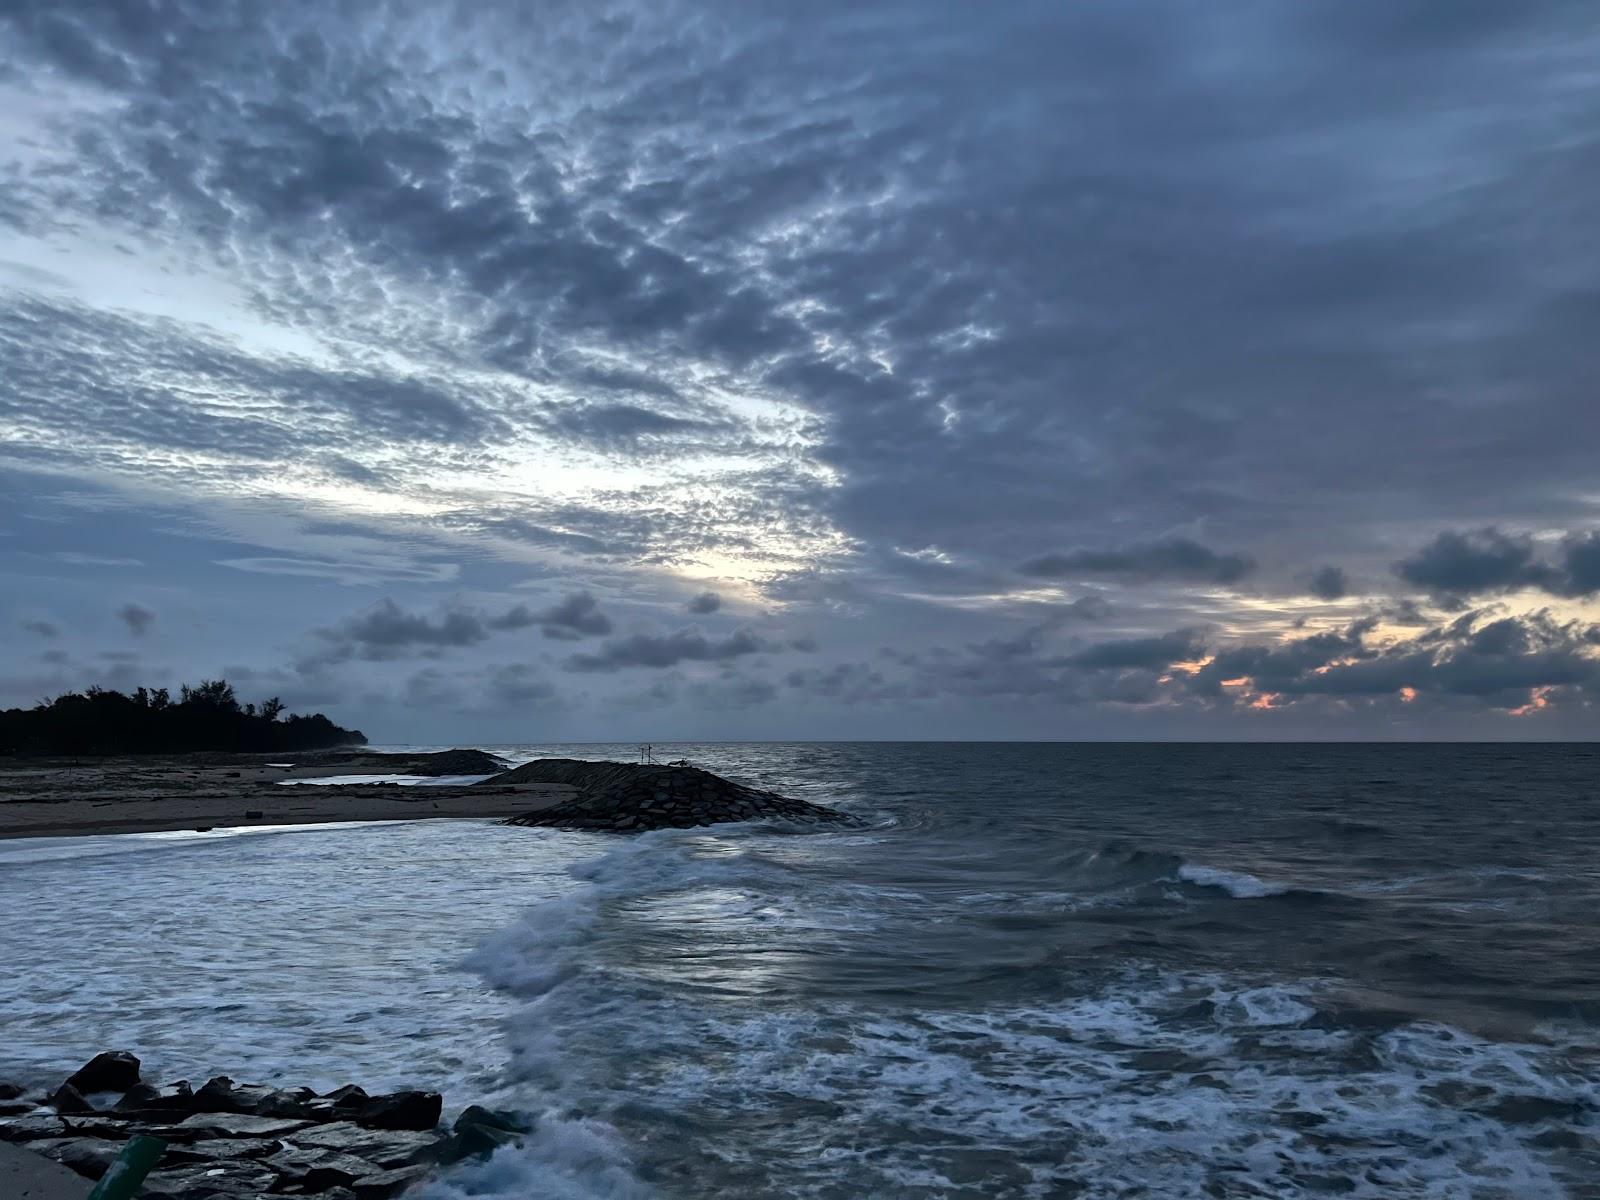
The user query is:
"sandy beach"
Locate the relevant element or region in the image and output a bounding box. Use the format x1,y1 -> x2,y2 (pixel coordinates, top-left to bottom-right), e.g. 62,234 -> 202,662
0,752 -> 570,840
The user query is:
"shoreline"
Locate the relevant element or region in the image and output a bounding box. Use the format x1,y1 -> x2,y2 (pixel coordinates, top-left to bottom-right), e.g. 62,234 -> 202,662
0,752 -> 570,842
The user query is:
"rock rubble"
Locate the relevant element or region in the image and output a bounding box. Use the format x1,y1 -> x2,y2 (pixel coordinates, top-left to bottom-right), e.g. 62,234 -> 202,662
0,1052 -> 528,1198
496,759 -> 854,832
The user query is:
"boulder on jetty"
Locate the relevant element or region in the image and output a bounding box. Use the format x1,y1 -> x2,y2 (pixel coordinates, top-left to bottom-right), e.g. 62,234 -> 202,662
492,758 -> 854,832
0,1051 -> 526,1198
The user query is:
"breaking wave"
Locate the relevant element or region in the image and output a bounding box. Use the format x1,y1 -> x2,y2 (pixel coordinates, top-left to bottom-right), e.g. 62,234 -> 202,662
423,822 -> 1597,1199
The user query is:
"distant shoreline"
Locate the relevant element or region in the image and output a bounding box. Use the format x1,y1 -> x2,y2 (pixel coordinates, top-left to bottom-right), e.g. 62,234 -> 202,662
0,750 -> 570,842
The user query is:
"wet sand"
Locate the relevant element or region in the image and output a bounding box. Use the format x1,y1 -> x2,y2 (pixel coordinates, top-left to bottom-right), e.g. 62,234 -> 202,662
0,754 -> 569,840
0,1142 -> 88,1199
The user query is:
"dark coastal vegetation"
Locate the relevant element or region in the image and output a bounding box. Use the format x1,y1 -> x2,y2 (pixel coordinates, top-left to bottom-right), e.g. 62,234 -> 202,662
0,680 -> 365,757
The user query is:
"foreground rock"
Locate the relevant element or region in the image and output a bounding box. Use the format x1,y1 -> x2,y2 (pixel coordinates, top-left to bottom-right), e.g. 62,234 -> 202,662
0,1052 -> 529,1198
496,759 -> 854,832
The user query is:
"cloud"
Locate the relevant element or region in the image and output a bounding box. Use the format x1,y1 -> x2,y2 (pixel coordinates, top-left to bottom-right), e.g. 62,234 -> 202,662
1064,628 -> 1207,671
320,599 -> 487,659
6,1 -> 1600,735
488,590 -> 613,640
117,603 -> 155,636
686,590 -> 722,615
53,552 -> 144,568
21,619 -> 59,638
1395,528 -> 1600,598
1395,528 -> 1546,596
1182,610 -> 1600,709
1019,539 -> 1256,586
1556,532 -> 1600,597
486,664 -> 560,708
311,590 -> 613,663
1308,565 -> 1349,600
686,673 -> 779,709
566,627 -> 768,672
216,556 -> 459,585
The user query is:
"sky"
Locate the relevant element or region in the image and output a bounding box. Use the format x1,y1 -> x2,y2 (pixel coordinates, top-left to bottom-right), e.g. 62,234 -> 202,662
3,0 -> 1600,742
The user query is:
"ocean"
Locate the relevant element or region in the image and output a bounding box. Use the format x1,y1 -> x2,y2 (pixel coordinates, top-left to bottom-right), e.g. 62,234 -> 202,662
2,742 -> 1597,1197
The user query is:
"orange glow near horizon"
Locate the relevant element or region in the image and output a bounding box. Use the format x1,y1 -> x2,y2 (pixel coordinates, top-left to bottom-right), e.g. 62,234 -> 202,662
1509,686 -> 1553,718
1399,686 -> 1418,703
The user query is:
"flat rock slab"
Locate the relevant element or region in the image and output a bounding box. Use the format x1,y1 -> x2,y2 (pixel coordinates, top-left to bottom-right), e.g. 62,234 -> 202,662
167,1112 -> 314,1139
0,1141 -> 89,1200
288,1122 -> 439,1166
21,1138 -> 118,1180
0,1117 -> 69,1144
265,1144 -> 386,1188
139,1159 -> 281,1198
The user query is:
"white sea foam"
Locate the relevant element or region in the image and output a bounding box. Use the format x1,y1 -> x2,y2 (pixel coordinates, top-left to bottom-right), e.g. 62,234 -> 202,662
435,831 -> 1591,1199
6,745 -> 1595,1200
1177,862 -> 1291,897
0,820 -> 588,1094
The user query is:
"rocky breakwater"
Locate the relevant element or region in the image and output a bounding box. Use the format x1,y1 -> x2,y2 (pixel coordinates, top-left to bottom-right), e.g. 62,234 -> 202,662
495,759 -> 855,832
0,1051 -> 528,1198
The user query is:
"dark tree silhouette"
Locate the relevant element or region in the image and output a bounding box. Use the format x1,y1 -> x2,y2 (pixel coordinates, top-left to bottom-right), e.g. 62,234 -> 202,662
0,680 -> 366,756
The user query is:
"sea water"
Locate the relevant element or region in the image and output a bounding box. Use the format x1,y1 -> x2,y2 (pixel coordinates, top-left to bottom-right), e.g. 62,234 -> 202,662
2,743 -> 1597,1197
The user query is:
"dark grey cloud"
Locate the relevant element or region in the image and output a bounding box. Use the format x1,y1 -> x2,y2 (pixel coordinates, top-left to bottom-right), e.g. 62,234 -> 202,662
785,662 -> 923,706
1396,528 -> 1600,599
1396,528 -> 1545,596
686,591 -> 722,615
486,664 -> 560,708
686,673 -> 780,709
4,0 -> 1600,735
1179,610 -> 1600,710
117,603 -> 155,636
313,591 -> 612,664
321,599 -> 487,658
1309,565 -> 1349,601
488,591 -> 613,640
21,619 -> 60,638
566,627 -> 768,672
1020,540 -> 1256,586
401,668 -> 461,710
1064,629 -> 1207,672
11,0 -> 1598,599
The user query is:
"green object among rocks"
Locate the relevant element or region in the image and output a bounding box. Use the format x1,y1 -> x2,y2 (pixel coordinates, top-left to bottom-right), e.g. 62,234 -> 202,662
84,1134 -> 165,1200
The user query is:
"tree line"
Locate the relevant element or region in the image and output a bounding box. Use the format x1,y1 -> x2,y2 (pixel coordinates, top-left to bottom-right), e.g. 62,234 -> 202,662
0,679 -> 366,756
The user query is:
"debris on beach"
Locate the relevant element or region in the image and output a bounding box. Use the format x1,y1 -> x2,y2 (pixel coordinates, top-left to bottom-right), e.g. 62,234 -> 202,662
495,758 -> 855,832
0,1051 -> 527,1198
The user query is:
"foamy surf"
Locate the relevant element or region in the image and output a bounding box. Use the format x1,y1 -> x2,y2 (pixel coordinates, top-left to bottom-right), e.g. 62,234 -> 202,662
425,803 -> 1593,1199
1177,862 -> 1292,898
6,742 -> 1598,1198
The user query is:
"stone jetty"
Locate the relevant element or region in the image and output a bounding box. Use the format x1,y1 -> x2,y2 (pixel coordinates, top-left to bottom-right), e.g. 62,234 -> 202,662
0,1052 -> 526,1198
494,759 -> 854,832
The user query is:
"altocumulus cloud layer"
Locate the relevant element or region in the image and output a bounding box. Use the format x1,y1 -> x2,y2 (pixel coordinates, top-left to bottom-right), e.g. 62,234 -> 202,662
3,0 -> 1600,739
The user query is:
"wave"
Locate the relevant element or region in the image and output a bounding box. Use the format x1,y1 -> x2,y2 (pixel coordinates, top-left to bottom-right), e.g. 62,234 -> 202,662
1052,839 -> 1302,901
1177,862 -> 1292,898
432,939 -> 1593,1198
424,827 -> 1591,1198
